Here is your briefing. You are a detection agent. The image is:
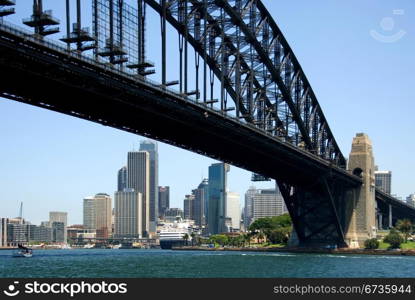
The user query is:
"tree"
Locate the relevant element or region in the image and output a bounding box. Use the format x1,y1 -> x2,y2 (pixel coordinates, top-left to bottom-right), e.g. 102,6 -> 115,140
182,233 -> 189,246
248,214 -> 292,245
364,238 -> 379,250
257,231 -> 265,244
190,232 -> 196,246
249,218 -> 273,233
396,219 -> 413,243
384,229 -> 404,249
268,228 -> 291,245
209,234 -> 228,247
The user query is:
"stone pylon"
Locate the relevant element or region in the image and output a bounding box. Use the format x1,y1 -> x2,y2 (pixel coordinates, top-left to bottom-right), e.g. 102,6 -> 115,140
345,133 -> 377,248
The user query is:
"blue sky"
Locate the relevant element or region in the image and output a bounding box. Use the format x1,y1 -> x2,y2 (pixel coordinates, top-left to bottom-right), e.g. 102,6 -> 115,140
1,0 -> 414,225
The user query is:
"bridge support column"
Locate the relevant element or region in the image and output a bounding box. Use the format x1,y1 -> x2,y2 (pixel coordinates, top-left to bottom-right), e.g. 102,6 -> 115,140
389,205 -> 393,228
378,213 -> 383,230
345,133 -> 377,248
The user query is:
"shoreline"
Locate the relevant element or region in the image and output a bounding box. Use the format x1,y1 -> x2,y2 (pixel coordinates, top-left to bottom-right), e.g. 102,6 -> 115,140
171,246 -> 415,256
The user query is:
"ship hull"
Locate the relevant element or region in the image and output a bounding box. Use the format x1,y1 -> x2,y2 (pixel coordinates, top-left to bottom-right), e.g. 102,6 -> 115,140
159,240 -> 187,250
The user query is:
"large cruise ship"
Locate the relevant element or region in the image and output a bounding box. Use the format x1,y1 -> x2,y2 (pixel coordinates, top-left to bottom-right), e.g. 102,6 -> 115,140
158,218 -> 192,249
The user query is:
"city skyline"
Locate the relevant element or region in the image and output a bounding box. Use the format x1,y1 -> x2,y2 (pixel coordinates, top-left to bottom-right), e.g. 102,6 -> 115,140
1,0 -> 414,225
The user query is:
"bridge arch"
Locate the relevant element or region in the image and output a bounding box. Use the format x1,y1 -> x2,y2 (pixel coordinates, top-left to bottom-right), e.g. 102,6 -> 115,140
143,0 -> 346,168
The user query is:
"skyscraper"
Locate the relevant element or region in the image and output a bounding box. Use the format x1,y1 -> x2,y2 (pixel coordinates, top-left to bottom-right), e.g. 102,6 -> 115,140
127,151 -> 150,236
83,196 -> 96,230
117,166 -> 127,191
83,194 -> 112,238
0,218 -> 8,247
114,189 -> 142,238
158,186 -> 170,218
139,141 -> 159,233
207,163 -> 229,234
51,222 -> 65,243
94,193 -> 112,239
375,170 -> 392,195
193,179 -> 208,227
226,192 -> 240,232
244,187 -> 257,229
183,194 -> 195,220
49,212 -> 67,244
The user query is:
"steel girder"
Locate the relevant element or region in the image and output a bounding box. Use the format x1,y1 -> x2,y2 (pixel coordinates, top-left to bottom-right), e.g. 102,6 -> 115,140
145,0 -> 346,168
278,177 -> 348,247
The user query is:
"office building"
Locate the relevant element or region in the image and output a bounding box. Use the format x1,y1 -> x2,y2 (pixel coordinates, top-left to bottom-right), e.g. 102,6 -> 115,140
49,212 -> 67,244
83,196 -> 95,230
52,222 -> 65,243
31,225 -> 52,243
226,192 -> 240,232
0,218 -> 8,247
139,140 -> 159,233
244,186 -> 287,227
82,194 -> 112,238
207,163 -> 230,234
127,151 -> 150,236
183,194 -> 195,220
192,179 -> 208,227
244,187 -> 257,229
94,193 -> 112,239
375,170 -> 392,195
158,186 -> 170,218
114,189 -> 142,238
7,223 -> 29,246
164,208 -> 184,222
117,166 -> 128,192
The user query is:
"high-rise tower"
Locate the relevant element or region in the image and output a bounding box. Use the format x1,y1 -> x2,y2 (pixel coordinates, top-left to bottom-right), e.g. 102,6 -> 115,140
117,166 -> 127,192
127,151 -> 150,236
207,163 -> 229,234
139,140 -> 159,234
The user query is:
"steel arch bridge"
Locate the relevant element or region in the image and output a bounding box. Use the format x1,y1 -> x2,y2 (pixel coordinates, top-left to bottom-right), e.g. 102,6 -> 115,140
0,0 -> 412,247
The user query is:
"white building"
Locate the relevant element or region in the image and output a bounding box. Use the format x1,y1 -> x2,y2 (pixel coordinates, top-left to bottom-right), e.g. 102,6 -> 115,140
114,189 -> 143,238
244,185 -> 288,228
226,192 -> 240,232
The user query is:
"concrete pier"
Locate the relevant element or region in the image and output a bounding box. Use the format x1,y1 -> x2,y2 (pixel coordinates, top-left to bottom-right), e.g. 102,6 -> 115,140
345,133 -> 377,248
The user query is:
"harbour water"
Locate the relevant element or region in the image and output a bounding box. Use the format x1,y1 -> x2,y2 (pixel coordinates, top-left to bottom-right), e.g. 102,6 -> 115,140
0,249 -> 414,278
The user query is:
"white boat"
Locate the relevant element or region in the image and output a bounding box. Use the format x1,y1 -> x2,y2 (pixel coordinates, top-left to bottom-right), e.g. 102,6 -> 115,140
83,243 -> 95,249
13,244 -> 33,258
61,244 -> 72,249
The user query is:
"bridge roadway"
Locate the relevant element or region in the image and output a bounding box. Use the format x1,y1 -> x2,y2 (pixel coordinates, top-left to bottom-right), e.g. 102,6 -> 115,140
0,20 -> 360,188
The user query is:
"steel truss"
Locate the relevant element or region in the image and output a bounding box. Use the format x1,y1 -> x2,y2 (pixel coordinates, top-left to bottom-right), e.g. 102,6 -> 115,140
146,0 -> 346,168
278,177 -> 349,247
